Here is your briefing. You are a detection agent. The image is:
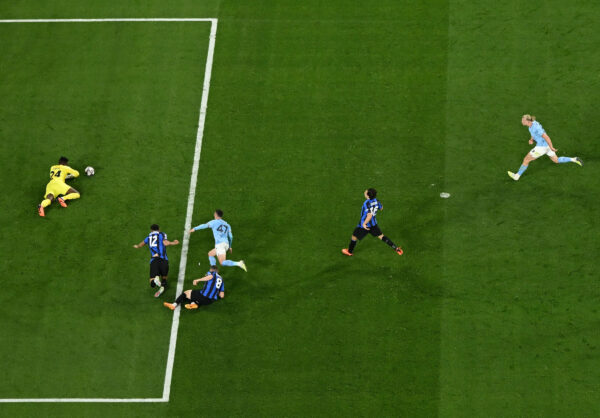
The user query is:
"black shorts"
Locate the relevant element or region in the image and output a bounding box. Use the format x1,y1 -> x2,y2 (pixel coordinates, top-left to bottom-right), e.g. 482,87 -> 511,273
353,225 -> 382,240
190,290 -> 216,306
150,258 -> 169,278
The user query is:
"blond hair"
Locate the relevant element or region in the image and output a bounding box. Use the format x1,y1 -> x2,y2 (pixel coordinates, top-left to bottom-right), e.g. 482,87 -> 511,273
522,114 -> 536,122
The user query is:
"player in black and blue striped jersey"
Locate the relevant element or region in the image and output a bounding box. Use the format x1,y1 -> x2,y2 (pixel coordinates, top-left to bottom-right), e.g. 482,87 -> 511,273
133,224 -> 180,297
342,188 -> 403,257
164,266 -> 225,311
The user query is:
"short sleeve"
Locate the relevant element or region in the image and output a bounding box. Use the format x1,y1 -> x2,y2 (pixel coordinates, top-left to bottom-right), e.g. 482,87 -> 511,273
143,236 -> 149,244
534,123 -> 545,136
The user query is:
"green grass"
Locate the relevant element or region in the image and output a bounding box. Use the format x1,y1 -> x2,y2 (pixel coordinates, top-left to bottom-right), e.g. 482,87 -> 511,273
0,1 -> 599,417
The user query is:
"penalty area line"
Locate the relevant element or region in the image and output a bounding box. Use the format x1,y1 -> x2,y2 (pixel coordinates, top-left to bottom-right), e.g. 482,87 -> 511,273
0,398 -> 166,403
0,18 -> 216,23
161,17 -> 218,403
0,17 -> 218,403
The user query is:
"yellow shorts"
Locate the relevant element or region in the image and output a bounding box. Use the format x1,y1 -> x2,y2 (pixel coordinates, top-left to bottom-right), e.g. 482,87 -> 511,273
44,180 -> 71,198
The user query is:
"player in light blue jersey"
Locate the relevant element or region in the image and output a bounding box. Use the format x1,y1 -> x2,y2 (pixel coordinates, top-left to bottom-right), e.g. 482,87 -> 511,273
508,114 -> 582,181
189,209 -> 247,272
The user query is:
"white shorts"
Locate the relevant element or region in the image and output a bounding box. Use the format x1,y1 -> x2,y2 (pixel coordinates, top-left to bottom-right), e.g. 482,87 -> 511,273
529,146 -> 556,159
215,242 -> 229,256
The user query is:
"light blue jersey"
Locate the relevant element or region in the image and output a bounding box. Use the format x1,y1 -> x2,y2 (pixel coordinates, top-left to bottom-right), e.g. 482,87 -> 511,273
529,121 -> 548,147
193,219 -> 233,246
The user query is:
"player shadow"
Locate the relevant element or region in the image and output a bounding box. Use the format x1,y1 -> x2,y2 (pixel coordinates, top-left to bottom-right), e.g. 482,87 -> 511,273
519,159 -> 554,178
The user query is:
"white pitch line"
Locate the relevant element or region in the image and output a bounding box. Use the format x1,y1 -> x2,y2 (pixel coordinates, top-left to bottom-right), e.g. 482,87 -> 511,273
0,18 -> 216,23
161,18 -> 218,403
0,398 -> 165,403
0,17 -> 218,403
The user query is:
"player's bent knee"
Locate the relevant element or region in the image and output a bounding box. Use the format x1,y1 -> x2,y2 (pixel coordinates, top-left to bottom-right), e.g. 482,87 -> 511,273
378,234 -> 384,239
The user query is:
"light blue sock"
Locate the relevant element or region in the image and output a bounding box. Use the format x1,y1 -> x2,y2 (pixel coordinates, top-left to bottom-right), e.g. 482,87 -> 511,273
558,156 -> 572,163
221,260 -> 237,267
209,256 -> 217,266
517,164 -> 528,176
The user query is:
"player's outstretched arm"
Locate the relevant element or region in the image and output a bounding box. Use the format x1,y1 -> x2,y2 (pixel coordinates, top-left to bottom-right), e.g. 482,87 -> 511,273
542,133 -> 557,151
192,275 -> 213,285
65,167 -> 80,179
163,239 -> 180,246
190,223 -> 210,233
133,241 -> 146,249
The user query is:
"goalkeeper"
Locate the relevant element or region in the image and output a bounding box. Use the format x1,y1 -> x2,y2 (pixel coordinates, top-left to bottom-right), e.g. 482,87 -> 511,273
38,156 -> 80,217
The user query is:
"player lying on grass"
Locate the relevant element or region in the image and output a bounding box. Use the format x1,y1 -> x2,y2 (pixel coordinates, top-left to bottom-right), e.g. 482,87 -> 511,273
342,188 -> 403,257
133,224 -> 180,297
190,209 -> 247,272
508,114 -> 582,181
38,156 -> 81,217
164,265 -> 225,310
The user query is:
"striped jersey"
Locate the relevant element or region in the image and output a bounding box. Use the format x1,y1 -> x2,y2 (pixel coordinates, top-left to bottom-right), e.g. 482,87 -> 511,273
199,271 -> 225,300
144,231 -> 168,261
358,198 -> 383,228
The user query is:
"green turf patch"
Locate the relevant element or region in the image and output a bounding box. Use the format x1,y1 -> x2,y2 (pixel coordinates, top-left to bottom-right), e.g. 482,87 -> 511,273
438,1 -> 600,416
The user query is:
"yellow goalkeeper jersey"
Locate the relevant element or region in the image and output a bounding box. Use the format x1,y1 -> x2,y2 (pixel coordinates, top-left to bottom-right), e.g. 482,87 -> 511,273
49,164 -> 79,183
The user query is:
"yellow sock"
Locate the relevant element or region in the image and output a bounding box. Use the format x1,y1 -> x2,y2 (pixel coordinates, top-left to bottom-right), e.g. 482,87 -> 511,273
41,199 -> 52,208
62,192 -> 80,201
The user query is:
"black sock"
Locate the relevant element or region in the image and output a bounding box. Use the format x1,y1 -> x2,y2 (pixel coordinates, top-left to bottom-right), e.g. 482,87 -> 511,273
381,235 -> 397,249
161,279 -> 167,288
150,280 -> 156,288
175,293 -> 189,305
348,239 -> 357,253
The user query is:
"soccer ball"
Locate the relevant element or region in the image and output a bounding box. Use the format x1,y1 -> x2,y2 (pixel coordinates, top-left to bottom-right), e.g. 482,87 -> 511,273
85,166 -> 95,176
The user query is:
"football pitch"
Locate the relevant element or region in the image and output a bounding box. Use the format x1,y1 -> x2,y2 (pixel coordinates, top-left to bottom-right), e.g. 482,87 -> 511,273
1,1 -> 599,417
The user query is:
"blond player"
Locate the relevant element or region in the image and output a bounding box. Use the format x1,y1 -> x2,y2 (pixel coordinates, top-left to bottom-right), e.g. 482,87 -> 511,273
38,156 -> 81,217
508,115 -> 582,181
